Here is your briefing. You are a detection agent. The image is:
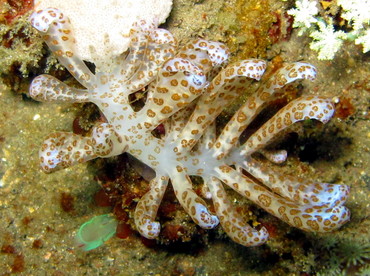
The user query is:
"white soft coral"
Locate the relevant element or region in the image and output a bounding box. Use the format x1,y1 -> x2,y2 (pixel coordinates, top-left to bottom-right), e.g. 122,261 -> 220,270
355,29 -> 370,53
338,0 -> 370,31
309,20 -> 347,60
287,0 -> 318,35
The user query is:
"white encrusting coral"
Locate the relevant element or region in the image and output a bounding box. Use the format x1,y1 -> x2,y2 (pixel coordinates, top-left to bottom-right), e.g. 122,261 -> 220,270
28,8 -> 350,248
34,0 -> 173,69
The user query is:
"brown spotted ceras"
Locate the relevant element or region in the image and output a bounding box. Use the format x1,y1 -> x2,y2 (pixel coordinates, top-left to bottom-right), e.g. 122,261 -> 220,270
29,8 -> 350,247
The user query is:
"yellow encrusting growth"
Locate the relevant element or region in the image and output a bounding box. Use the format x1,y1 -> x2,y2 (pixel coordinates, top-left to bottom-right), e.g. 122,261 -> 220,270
219,0 -> 275,60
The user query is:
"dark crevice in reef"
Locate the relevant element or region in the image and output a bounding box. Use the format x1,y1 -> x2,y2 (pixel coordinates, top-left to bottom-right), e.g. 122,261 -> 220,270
296,126 -> 353,163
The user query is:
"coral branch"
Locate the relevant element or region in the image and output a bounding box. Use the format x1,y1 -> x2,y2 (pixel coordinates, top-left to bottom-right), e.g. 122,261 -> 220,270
134,176 -> 169,239
29,8 -> 95,87
29,74 -> 88,103
239,96 -> 335,156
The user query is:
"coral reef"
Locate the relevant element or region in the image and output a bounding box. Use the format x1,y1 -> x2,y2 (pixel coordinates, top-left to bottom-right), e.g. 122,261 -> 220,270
216,0 -> 276,60
0,0 -> 65,93
0,1 -> 42,77
28,7 -> 350,249
288,0 -> 370,59
311,235 -> 370,275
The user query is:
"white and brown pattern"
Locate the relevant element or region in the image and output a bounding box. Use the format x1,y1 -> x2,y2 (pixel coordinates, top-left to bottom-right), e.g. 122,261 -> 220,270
29,8 -> 350,247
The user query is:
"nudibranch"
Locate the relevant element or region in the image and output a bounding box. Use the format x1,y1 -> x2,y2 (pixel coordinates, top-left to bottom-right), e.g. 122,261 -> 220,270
28,8 -> 350,247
